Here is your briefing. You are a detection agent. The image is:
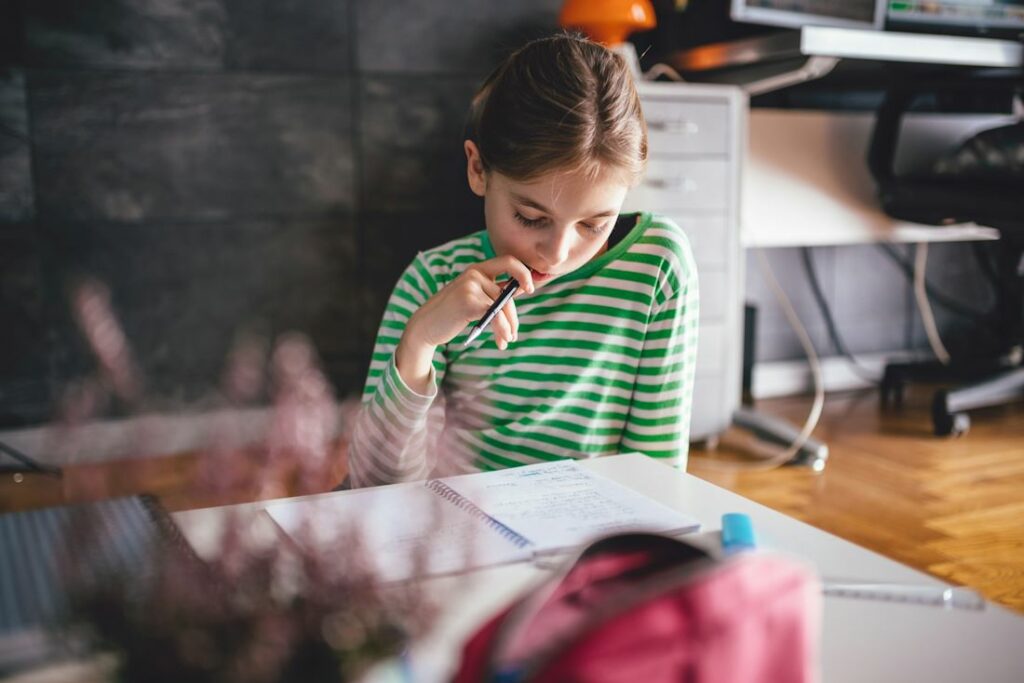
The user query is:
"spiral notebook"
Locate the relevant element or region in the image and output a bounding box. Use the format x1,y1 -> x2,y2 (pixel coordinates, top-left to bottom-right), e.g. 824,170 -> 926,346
265,460 -> 701,582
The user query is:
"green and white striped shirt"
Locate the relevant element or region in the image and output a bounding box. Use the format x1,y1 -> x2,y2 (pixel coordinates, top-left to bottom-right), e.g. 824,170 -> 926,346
349,212 -> 699,487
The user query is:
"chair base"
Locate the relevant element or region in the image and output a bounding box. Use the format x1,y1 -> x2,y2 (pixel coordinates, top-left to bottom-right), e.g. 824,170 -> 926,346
881,359 -> 1024,436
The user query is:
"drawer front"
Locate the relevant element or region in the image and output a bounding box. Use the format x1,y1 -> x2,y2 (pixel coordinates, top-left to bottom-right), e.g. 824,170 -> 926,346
695,321 -> 725,378
668,214 -> 729,269
689,377 -> 728,440
694,267 -> 728,323
629,159 -> 729,212
643,99 -> 730,156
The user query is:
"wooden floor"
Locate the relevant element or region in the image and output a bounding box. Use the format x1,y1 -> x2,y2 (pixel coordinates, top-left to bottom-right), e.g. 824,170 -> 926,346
689,385 -> 1024,614
4,384 -> 1022,613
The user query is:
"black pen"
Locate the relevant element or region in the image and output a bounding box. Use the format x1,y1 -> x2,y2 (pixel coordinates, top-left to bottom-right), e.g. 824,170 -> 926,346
465,278 -> 519,345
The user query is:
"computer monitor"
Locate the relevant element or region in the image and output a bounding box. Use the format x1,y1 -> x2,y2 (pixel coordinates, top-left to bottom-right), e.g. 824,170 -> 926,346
885,1 -> 1024,39
730,0 -> 885,30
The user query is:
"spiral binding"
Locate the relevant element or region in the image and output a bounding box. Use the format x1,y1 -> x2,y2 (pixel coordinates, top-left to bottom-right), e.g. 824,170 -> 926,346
139,494 -> 207,565
425,479 -> 532,549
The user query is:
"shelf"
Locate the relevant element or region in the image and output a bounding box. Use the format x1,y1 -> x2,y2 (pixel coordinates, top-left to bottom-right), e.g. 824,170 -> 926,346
671,26 -> 1022,94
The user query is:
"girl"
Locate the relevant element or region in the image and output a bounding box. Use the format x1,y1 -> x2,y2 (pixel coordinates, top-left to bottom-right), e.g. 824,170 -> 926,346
348,33 -> 699,487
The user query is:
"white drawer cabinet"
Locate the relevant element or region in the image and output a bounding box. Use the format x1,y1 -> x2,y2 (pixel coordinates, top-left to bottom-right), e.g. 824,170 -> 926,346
695,322 -> 726,379
696,269 -> 728,321
632,159 -> 730,211
622,82 -> 746,442
667,214 -> 729,268
644,99 -> 731,155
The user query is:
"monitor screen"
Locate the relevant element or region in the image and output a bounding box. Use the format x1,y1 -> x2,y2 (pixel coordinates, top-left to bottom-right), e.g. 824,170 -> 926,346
731,0 -> 885,30
886,1 -> 1024,38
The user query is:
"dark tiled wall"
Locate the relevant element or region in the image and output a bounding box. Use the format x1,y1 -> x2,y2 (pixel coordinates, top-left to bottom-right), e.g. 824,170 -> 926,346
0,0 -> 561,426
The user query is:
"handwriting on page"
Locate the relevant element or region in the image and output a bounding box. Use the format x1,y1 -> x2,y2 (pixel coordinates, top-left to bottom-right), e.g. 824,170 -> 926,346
442,461 -> 697,553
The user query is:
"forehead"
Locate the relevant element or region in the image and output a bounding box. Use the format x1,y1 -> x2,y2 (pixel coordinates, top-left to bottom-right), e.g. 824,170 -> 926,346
495,166 -> 631,215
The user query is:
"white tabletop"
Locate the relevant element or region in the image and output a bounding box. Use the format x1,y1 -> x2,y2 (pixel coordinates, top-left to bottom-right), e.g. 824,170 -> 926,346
742,110 -> 1007,248
173,453 -> 1024,683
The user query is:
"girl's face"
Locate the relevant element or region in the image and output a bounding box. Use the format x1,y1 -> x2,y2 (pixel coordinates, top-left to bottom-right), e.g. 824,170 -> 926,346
465,141 -> 631,289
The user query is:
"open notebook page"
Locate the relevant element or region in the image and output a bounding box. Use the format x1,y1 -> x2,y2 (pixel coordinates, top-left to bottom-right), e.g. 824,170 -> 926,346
265,484 -> 531,583
439,460 -> 701,555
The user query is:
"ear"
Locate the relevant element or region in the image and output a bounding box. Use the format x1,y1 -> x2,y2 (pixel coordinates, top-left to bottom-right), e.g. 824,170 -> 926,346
464,139 -> 487,197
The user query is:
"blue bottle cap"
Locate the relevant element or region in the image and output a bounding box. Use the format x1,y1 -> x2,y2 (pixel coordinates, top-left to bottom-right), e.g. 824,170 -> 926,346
721,512 -> 756,554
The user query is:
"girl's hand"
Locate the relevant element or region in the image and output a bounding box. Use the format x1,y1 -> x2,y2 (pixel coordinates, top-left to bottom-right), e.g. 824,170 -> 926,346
396,256 -> 534,392
409,255 -> 535,350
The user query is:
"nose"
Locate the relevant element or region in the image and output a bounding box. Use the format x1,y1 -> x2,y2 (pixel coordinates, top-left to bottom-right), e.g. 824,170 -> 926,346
537,227 -> 572,269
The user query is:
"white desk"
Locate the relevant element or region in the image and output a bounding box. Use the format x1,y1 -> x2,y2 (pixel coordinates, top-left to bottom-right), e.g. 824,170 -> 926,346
743,109 -> 1006,247
173,454 -> 1024,683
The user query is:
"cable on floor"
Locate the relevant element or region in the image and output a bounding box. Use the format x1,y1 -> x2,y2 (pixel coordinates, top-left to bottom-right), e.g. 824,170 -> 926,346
914,242 -> 952,365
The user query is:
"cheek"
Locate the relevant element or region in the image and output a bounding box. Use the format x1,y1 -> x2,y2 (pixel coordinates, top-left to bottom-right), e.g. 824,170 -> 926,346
573,233 -> 608,261
502,231 -> 533,259
486,213 -> 527,257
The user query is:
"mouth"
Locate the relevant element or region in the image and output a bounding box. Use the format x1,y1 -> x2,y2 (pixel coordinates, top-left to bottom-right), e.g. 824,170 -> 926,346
530,268 -> 552,284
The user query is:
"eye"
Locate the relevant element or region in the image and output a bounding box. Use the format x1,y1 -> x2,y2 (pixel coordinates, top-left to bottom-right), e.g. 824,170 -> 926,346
581,221 -> 609,234
514,211 -> 547,228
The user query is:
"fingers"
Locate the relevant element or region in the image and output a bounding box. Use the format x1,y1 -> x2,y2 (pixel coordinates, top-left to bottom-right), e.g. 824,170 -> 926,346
504,297 -> 519,341
473,255 -> 535,294
479,278 -> 518,351
491,304 -> 515,350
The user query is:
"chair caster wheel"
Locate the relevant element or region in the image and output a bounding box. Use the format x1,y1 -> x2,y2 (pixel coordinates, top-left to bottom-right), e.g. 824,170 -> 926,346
880,375 -> 904,408
934,410 -> 970,437
932,390 -> 970,437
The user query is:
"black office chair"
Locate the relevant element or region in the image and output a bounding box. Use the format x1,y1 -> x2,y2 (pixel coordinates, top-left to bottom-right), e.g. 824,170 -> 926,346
867,75 -> 1024,436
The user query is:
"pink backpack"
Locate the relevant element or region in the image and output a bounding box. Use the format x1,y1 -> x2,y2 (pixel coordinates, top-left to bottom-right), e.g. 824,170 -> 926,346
453,533 -> 821,683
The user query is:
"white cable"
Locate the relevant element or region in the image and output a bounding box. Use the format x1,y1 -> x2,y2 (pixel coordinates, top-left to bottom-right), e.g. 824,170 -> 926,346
913,242 -> 952,365
692,249 -> 825,472
643,63 -> 686,82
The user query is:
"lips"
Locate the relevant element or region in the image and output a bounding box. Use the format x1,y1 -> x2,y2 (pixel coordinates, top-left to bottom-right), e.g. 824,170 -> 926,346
530,268 -> 552,284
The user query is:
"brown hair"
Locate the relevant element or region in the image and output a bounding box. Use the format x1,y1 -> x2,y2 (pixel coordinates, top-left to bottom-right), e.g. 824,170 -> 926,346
466,33 -> 647,185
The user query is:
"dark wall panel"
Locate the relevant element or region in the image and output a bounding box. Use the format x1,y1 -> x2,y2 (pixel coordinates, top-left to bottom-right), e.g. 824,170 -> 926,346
360,76 -> 479,213
25,0 -> 353,73
0,70 -> 33,225
222,0 -> 351,72
44,216 -> 358,401
0,228 -> 51,424
24,0 -> 228,70
355,0 -> 561,74
29,71 -> 355,223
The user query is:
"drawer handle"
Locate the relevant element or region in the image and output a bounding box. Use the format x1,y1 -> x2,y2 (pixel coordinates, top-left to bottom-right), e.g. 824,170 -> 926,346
645,177 -> 697,191
648,120 -> 699,134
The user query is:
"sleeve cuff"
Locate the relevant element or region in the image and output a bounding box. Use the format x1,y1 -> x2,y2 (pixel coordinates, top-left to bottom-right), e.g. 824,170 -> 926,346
386,354 -> 438,408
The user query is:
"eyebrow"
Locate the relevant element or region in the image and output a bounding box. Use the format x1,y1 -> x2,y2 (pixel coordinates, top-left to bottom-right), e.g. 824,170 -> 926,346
511,193 -> 618,220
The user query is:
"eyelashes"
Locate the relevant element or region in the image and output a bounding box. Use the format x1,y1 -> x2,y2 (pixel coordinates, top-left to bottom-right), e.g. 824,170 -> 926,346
513,211 -> 607,234
513,211 -> 546,228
